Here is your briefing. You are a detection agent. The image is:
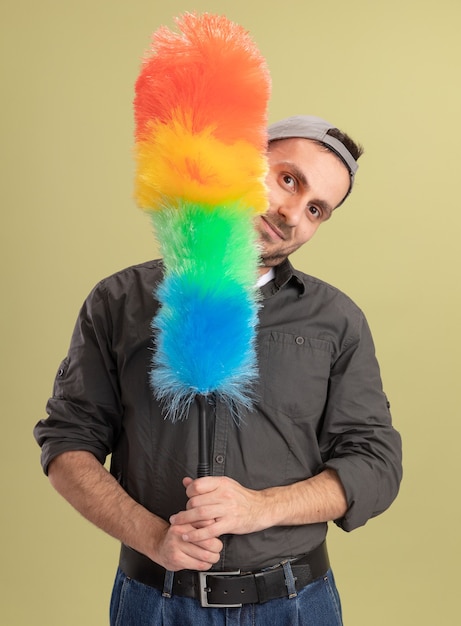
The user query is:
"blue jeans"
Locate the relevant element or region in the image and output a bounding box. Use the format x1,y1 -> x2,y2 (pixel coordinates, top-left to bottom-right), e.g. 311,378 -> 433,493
110,567 -> 343,625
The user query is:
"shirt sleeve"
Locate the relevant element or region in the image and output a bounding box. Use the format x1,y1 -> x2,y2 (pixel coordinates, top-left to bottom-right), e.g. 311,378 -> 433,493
33,283 -> 123,474
319,313 -> 403,531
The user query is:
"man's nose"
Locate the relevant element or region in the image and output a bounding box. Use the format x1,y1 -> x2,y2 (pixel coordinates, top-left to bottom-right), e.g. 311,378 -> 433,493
277,198 -> 305,226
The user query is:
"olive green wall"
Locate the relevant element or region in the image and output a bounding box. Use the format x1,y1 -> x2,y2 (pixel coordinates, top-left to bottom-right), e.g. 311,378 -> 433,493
2,0 -> 459,623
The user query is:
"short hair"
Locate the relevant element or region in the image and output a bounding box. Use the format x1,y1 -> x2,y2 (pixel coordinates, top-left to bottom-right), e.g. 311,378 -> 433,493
325,127 -> 364,162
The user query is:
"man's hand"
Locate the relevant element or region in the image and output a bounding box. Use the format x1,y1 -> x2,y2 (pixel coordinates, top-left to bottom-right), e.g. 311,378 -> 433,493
153,516 -> 223,572
170,469 -> 348,544
170,476 -> 267,543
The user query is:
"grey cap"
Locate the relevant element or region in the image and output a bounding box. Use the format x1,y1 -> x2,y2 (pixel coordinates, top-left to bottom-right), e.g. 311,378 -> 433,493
268,115 -> 359,189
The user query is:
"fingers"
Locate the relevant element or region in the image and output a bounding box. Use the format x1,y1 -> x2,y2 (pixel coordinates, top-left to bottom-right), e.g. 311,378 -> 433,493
182,475 -> 218,497
170,506 -> 230,544
157,522 -> 223,572
177,475 -> 264,537
169,522 -> 222,554
182,476 -> 194,490
180,523 -> 226,545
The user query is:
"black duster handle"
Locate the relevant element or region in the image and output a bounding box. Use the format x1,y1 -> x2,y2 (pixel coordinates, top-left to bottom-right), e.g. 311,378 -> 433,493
196,395 -> 211,477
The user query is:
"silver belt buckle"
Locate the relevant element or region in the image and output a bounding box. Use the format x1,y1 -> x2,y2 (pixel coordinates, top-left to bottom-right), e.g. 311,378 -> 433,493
198,570 -> 242,608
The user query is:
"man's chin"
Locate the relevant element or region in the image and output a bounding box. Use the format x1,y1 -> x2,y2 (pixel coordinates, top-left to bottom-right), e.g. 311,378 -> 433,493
259,254 -> 287,268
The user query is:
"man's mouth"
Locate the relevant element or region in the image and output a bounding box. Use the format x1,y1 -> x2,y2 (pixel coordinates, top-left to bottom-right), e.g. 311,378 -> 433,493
260,216 -> 287,241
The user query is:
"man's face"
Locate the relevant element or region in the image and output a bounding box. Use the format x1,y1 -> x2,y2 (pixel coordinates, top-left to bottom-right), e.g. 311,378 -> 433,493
256,138 -> 351,270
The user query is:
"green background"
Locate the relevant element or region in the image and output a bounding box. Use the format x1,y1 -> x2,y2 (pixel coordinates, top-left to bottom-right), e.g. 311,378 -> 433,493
2,0 -> 460,623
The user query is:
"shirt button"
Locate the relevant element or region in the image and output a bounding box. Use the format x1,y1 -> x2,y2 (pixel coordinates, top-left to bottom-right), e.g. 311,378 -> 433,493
215,454 -> 225,464
295,336 -> 305,345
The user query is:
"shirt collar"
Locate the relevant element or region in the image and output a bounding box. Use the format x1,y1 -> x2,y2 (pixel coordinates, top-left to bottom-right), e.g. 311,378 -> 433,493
259,258 -> 306,298
256,268 -> 275,288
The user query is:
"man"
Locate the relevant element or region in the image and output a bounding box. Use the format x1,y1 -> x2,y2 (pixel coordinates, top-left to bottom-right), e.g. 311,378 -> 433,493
34,115 -> 402,625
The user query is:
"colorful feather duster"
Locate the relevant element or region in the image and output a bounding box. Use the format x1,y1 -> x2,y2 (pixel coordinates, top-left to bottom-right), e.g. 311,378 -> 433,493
134,13 -> 271,425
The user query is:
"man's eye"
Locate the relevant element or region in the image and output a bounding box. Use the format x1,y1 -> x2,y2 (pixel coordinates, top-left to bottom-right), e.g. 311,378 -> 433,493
282,174 -> 295,188
308,206 -> 321,218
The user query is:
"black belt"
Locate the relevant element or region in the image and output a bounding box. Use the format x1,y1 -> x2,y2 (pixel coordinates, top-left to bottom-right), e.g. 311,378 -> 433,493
119,541 -> 329,607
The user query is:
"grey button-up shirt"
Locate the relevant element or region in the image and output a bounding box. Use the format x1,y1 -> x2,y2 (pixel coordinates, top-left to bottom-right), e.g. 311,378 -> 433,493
34,258 -> 402,571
